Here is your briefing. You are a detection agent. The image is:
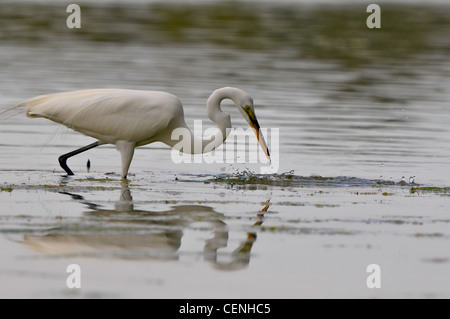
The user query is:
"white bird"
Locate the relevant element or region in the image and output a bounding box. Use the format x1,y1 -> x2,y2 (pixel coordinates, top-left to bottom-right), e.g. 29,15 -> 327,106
5,87 -> 270,179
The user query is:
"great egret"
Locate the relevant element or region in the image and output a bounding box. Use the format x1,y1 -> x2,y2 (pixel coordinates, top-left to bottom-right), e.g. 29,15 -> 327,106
6,87 -> 270,178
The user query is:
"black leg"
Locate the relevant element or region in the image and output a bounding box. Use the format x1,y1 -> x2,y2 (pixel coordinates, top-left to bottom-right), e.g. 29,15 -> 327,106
58,141 -> 99,175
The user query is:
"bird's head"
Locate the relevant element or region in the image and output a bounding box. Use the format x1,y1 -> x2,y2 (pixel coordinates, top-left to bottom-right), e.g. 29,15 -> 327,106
236,97 -> 271,162
208,87 -> 271,162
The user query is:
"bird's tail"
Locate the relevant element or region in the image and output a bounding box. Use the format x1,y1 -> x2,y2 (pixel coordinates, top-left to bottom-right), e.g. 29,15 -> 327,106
0,94 -> 50,119
0,102 -> 27,119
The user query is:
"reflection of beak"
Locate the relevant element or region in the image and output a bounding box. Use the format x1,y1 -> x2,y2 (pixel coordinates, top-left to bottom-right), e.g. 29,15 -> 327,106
247,109 -> 271,162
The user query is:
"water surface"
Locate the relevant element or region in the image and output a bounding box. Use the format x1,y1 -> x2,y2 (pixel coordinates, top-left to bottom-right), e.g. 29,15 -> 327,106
0,1 -> 449,298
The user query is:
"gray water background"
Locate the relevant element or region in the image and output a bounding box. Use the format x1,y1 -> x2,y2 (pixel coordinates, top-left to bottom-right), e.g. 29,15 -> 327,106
0,0 -> 449,298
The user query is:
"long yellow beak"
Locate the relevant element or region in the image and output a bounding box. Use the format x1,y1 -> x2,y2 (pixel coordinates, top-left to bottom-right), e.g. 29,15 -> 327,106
249,117 -> 271,162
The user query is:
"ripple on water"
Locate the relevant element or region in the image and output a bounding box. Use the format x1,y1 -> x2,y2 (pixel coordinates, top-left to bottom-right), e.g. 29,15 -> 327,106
183,170 -> 409,188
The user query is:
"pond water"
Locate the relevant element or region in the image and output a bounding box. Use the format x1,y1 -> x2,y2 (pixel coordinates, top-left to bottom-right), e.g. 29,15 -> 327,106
0,1 -> 449,298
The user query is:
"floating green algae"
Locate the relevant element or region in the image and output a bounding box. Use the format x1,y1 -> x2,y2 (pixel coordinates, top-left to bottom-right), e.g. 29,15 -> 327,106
207,170 -> 403,188
0,185 -> 13,192
416,187 -> 450,194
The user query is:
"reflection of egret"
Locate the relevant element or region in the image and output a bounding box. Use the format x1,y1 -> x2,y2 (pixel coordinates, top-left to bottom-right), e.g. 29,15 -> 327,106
23,182 -> 269,270
6,87 -> 270,178
205,203 -> 269,271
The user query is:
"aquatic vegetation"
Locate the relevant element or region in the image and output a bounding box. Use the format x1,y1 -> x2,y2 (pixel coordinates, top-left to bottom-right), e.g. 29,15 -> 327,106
207,170 -> 408,188
414,233 -> 444,238
0,182 -> 119,194
74,177 -> 119,183
355,192 -> 378,195
0,185 -> 13,192
417,186 -> 450,194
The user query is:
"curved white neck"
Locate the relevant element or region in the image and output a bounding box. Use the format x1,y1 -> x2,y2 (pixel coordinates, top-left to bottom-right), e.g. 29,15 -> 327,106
172,87 -> 246,154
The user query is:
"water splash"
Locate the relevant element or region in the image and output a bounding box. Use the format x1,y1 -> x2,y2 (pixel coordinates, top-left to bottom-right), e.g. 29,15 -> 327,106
202,169 -> 403,188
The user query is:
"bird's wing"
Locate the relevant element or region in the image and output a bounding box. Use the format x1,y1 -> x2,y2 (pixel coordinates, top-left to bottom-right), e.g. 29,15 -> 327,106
22,89 -> 184,145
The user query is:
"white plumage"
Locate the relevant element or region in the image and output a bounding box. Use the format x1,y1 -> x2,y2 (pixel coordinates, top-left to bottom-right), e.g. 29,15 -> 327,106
7,87 -> 270,178
22,89 -> 183,146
